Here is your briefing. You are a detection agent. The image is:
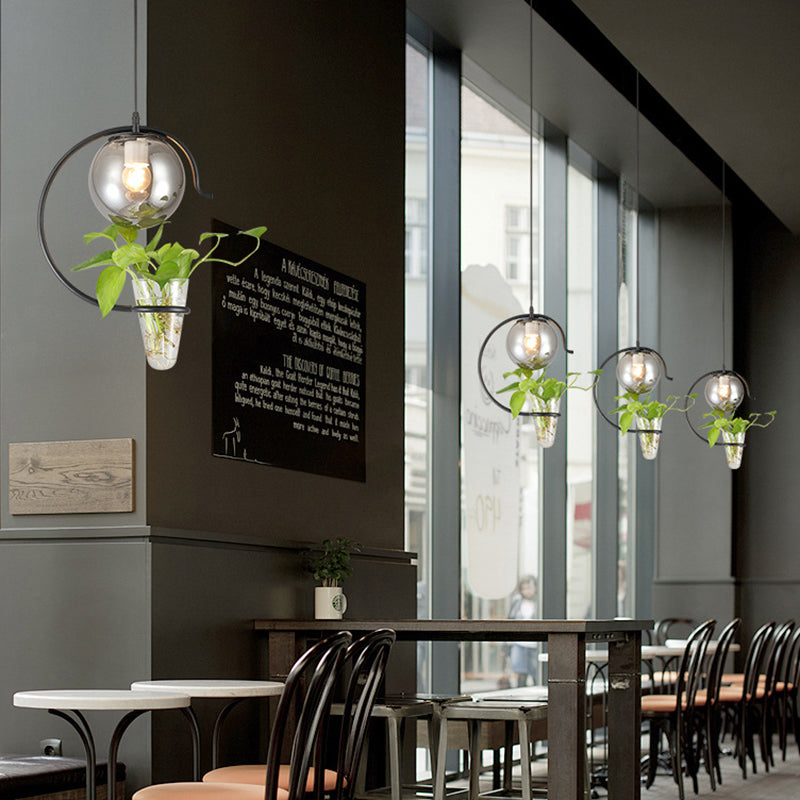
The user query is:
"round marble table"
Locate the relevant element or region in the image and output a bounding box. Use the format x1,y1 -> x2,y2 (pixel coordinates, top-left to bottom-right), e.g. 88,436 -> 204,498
131,679 -> 284,777
14,689 -> 191,800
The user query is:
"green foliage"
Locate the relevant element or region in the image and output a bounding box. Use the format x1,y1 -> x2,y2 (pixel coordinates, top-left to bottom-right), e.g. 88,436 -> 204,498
613,391 -> 695,435
73,222 -> 267,317
305,537 -> 362,587
498,367 -> 601,420
700,408 -> 777,447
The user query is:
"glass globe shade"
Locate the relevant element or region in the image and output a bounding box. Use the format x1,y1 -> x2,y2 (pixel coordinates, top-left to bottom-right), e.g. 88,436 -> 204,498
88,134 -> 185,224
616,349 -> 662,394
506,317 -> 558,370
704,372 -> 745,412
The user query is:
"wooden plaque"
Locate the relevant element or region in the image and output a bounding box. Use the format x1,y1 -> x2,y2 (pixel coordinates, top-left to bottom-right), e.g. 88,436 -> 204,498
9,438 -> 134,515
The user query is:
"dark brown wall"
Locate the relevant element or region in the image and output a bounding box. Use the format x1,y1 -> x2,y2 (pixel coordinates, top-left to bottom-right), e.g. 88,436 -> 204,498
733,201 -> 800,646
146,0 -> 406,548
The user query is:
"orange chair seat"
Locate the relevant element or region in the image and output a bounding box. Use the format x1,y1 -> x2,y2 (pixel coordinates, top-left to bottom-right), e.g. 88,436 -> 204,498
204,765 -> 342,791
641,694 -> 706,712
134,783 -> 280,800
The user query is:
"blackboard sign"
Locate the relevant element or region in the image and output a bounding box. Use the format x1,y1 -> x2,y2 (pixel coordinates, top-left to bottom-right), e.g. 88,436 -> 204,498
212,226 -> 366,481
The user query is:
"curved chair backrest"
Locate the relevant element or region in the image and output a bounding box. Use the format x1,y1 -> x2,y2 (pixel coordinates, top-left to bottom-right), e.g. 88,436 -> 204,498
266,631 -> 352,800
705,618 -> 741,706
742,621 -> 777,700
763,620 -> 796,697
334,629 -> 397,800
655,617 -> 700,646
786,626 -> 800,691
677,620 -> 716,711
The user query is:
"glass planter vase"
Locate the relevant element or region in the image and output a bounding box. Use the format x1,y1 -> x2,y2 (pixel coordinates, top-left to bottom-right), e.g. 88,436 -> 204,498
531,395 -> 561,448
722,430 -> 745,470
635,414 -> 662,460
132,276 -> 189,370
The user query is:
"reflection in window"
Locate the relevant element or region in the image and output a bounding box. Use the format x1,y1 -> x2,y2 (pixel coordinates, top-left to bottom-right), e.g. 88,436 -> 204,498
404,40 -> 431,690
617,180 -> 636,617
505,205 -> 531,282
566,163 -> 597,618
460,82 -> 541,693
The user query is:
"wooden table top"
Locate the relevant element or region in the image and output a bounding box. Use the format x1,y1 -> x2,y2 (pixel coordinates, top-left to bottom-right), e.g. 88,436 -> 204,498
254,618 -> 653,642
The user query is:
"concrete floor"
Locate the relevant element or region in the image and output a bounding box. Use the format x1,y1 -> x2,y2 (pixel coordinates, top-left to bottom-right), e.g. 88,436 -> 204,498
632,741 -> 800,799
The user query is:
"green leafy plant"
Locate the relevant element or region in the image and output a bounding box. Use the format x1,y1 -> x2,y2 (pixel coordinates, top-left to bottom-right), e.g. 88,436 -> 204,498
700,409 -> 777,447
498,367 -> 601,419
613,391 -> 695,434
305,537 -> 362,587
72,221 -> 266,316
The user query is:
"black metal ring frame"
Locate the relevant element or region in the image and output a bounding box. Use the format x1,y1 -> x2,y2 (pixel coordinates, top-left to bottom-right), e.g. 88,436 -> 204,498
477,311 -> 572,417
592,346 -> 673,433
37,123 -> 211,314
684,369 -> 750,447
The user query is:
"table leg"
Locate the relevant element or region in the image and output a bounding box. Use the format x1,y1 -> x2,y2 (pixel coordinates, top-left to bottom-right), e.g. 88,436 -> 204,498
180,706 -> 202,780
212,698 -> 246,770
547,633 -> 586,800
607,631 -> 642,800
108,710 -> 145,800
49,709 -> 96,800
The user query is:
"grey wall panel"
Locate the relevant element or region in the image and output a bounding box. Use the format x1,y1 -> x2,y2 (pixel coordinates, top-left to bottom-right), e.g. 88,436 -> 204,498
652,579 -> 736,633
657,207 -> 733,620
149,538 -> 416,784
0,0 -> 148,531
145,0 -> 406,549
0,540 -> 151,789
734,212 -> 800,586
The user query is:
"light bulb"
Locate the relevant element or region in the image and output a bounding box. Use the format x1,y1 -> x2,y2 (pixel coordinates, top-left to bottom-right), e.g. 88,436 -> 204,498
506,317 -> 558,370
523,322 -> 541,356
704,372 -> 745,412
89,134 -> 185,224
631,352 -> 646,382
616,349 -> 662,394
122,139 -> 152,195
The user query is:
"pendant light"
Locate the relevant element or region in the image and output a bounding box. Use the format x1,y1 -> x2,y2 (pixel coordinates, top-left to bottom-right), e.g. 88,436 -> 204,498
37,0 -> 210,317
684,163 -> 753,469
477,1 -> 571,442
593,72 -> 672,459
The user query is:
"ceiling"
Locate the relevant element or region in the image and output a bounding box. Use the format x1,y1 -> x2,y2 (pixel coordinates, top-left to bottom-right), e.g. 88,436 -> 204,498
574,0 -> 800,235
408,0 -> 800,233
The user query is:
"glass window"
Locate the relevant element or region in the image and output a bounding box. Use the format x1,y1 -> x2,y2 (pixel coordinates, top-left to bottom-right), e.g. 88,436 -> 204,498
617,180 -> 636,617
460,82 -> 541,693
404,39 -> 431,688
566,163 -> 597,618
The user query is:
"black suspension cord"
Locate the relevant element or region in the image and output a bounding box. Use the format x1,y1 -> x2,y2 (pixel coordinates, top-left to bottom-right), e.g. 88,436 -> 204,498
634,71 -> 640,348
528,1 -> 535,316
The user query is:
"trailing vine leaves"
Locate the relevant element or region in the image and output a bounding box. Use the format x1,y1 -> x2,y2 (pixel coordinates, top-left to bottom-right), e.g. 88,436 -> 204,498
613,391 -> 696,434
73,221 -> 267,316
700,408 -> 777,447
498,367 -> 601,419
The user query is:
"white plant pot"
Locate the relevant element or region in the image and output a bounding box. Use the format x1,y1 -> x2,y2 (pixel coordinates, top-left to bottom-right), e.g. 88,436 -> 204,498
315,586 -> 347,619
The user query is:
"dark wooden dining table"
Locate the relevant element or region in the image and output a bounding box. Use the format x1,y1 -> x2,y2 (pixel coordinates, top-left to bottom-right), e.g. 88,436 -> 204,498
254,618 -> 651,800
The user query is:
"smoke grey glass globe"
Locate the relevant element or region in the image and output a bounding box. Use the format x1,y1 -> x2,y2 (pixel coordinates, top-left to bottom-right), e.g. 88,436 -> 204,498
505,317 -> 558,370
88,134 -> 185,224
616,349 -> 662,394
704,372 -> 745,412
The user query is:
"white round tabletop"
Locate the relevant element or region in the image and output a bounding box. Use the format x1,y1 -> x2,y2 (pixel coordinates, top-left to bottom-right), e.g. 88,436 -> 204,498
13,689 -> 191,710
130,679 -> 284,698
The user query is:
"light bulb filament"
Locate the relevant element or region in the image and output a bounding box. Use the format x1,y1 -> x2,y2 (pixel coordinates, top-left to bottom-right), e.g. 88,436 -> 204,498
523,322 -> 540,355
122,138 -> 152,196
631,352 -> 646,382
718,376 -> 731,400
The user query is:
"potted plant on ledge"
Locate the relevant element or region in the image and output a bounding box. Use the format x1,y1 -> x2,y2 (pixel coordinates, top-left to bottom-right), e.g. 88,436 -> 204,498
72,220 -> 266,369
305,537 -> 361,619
